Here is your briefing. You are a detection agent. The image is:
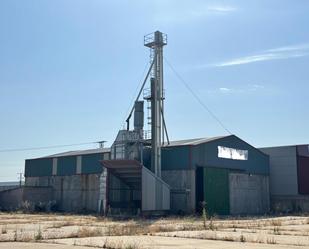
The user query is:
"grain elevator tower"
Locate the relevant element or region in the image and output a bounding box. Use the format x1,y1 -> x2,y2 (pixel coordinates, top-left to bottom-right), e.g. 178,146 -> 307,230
144,31 -> 167,177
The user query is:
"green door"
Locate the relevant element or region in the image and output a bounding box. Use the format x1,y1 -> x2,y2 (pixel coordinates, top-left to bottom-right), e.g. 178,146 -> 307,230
203,167 -> 230,215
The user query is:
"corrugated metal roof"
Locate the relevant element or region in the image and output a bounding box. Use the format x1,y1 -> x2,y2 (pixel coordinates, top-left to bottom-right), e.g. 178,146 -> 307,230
101,160 -> 142,188
0,181 -> 21,187
43,148 -> 111,158
33,136 -> 229,159
163,136 -> 229,147
259,144 -> 309,149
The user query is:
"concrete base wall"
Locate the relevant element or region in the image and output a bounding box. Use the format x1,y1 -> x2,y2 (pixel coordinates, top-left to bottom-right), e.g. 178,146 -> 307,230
229,173 -> 270,215
0,185 -> 20,192
25,174 -> 101,213
271,195 -> 309,213
0,187 -> 52,211
161,170 -> 195,213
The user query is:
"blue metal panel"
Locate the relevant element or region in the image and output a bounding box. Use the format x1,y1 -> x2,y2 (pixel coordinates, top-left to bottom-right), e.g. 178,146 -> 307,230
192,135 -> 269,175
57,156 -> 76,176
162,146 -> 190,170
81,153 -> 103,174
25,158 -> 53,177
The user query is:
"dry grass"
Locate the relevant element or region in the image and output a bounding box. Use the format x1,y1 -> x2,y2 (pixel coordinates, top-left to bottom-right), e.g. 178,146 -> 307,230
0,213 -> 308,248
271,219 -> 282,226
50,220 -> 75,228
71,237 -> 143,249
222,235 -> 234,241
77,226 -> 104,238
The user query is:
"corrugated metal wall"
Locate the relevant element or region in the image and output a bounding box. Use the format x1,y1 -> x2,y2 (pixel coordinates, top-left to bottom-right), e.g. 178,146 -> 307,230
162,169 -> 195,213
297,145 -> 309,195
142,167 -> 170,211
160,135 -> 269,174
203,167 -> 230,215
229,173 -> 269,214
161,146 -> 190,170
57,156 -> 76,176
260,146 -> 298,195
193,136 -> 269,175
25,158 -> 53,177
82,153 -> 104,174
25,152 -> 109,177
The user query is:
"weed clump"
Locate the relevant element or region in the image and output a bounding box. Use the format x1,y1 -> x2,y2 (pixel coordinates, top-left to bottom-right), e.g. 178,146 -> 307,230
201,201 -> 207,230
35,227 -> 43,241
240,234 -> 246,242
267,237 -> 276,244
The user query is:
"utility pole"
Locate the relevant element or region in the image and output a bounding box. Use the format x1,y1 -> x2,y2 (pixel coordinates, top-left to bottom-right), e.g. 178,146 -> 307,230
17,172 -> 23,187
98,141 -> 106,148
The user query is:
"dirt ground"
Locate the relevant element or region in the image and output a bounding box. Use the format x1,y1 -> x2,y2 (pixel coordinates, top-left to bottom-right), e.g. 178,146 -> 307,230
0,212 -> 308,249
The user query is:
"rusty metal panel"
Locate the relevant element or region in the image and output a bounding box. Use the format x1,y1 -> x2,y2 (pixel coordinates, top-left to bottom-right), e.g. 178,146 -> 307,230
297,145 -> 309,157
297,156 -> 309,194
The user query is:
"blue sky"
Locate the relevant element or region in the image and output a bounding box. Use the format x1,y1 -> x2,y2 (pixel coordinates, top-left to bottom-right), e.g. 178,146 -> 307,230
0,0 -> 308,181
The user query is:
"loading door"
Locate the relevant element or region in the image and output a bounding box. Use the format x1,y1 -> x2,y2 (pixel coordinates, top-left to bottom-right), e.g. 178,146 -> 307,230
196,167 -> 230,215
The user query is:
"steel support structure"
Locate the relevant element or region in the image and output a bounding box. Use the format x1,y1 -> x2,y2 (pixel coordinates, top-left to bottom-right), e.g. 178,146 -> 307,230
144,31 -> 167,177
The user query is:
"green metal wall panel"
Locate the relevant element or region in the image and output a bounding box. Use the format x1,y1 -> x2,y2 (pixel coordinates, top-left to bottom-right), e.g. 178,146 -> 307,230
161,146 -> 190,170
193,135 -> 269,175
203,167 -> 230,215
81,153 -> 103,174
25,158 -> 53,177
57,156 -> 76,176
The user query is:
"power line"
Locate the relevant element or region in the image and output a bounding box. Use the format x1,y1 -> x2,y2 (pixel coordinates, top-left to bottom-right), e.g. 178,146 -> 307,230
120,59 -> 150,130
164,57 -> 232,135
0,141 -> 99,153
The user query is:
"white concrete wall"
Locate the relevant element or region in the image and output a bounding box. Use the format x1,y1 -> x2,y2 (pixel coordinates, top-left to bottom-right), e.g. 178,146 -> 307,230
229,173 -> 270,215
25,174 -> 100,212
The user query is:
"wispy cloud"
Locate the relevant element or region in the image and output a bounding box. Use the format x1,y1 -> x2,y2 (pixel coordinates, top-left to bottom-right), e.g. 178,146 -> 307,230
219,87 -> 231,92
210,43 -> 309,67
207,6 -> 237,13
154,3 -> 236,24
218,84 -> 265,94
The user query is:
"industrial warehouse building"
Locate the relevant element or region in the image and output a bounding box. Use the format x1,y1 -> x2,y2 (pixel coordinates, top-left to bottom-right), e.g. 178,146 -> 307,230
260,144 -> 309,213
24,148 -> 110,212
0,31 -> 273,216
17,134 -> 270,215
157,135 -> 270,215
